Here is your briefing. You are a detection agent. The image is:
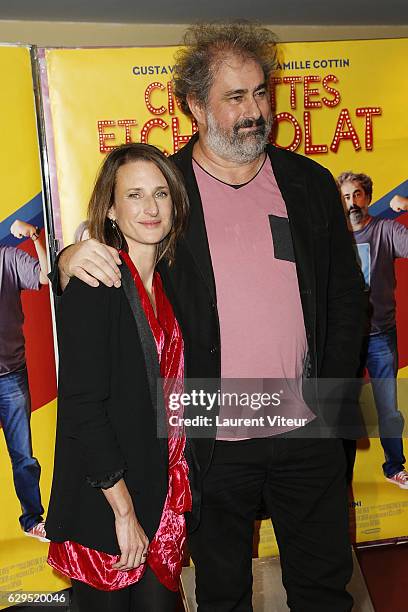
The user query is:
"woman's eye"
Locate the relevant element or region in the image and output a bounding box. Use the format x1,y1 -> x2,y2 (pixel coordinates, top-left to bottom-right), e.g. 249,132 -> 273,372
156,191 -> 169,198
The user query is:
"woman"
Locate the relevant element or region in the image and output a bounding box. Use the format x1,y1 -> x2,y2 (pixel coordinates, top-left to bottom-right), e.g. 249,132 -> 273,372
45,143 -> 191,611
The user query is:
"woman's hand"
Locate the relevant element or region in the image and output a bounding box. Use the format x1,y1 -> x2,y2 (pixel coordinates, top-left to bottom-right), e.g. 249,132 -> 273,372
111,511 -> 149,571
101,478 -> 149,571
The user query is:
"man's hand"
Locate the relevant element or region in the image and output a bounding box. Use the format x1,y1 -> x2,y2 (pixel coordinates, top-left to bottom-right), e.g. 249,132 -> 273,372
10,220 -> 38,239
390,195 -> 408,213
59,239 -> 122,290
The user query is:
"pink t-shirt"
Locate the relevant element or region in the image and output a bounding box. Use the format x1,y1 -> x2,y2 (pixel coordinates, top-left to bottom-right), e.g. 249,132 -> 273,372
193,157 -> 314,438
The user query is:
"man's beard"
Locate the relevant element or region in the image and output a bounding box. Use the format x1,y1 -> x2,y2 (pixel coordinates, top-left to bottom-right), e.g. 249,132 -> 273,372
348,205 -> 364,226
206,111 -> 273,164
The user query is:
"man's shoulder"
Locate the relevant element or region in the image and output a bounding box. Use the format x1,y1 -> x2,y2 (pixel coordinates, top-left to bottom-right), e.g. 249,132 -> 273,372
266,144 -> 332,180
379,216 -> 408,241
368,216 -> 406,232
0,244 -> 36,267
0,245 -> 40,291
381,216 -> 407,227
358,216 -> 407,243
170,134 -> 196,169
0,244 -> 17,260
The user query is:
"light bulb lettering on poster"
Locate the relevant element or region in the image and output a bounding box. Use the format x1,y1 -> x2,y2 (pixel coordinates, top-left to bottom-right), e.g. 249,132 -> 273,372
94,54 -> 385,158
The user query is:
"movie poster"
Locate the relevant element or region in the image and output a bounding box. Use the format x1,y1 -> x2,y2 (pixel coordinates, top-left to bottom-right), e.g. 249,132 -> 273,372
39,38 -> 408,555
0,45 -> 67,608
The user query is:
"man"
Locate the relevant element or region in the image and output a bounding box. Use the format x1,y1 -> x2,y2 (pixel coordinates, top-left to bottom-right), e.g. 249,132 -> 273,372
339,171 -> 408,488
0,220 -> 49,541
55,23 -> 365,612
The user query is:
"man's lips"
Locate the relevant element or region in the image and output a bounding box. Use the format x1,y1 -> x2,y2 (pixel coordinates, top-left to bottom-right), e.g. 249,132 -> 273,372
237,125 -> 264,133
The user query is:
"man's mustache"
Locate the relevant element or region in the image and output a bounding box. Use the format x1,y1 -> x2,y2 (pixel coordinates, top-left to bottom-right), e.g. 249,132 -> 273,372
234,117 -> 266,131
348,205 -> 361,215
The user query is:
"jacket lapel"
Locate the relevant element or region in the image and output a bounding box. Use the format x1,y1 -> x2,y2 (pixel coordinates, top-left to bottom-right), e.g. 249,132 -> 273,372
268,146 -> 316,347
121,262 -> 168,466
172,134 -> 217,302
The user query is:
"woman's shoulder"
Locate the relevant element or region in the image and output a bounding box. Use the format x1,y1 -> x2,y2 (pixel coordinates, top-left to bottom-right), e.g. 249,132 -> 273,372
64,276 -> 121,298
59,277 -> 124,315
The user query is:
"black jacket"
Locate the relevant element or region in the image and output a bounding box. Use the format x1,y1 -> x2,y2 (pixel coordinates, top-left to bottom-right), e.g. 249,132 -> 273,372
46,263 -> 169,554
49,135 -> 365,538
158,134 -> 366,529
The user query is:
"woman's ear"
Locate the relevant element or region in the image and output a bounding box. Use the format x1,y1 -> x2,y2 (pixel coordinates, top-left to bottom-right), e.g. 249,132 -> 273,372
107,207 -> 115,221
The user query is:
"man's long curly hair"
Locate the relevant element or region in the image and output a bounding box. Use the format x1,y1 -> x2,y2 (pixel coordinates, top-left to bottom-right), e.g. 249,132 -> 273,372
173,21 -> 277,117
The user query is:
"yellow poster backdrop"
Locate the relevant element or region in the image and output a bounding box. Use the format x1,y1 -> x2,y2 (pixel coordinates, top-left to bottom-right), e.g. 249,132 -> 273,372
40,39 -> 408,556
42,46 -> 196,246
0,46 -> 67,608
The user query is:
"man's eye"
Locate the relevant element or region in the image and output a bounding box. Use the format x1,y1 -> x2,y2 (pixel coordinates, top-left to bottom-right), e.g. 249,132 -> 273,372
230,96 -> 243,102
255,90 -> 266,98
128,192 -> 141,198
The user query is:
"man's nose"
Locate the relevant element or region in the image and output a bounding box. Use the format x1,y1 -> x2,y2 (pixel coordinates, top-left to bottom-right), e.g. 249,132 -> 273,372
243,96 -> 262,119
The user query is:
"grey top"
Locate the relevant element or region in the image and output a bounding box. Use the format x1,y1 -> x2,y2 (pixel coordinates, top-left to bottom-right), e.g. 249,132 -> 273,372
0,245 -> 40,375
353,216 -> 408,334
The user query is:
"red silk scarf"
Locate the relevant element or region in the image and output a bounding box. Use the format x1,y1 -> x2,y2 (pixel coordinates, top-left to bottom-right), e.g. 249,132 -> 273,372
48,252 -> 191,591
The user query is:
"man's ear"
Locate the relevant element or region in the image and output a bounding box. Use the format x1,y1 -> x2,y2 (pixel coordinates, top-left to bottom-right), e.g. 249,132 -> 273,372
186,93 -> 206,126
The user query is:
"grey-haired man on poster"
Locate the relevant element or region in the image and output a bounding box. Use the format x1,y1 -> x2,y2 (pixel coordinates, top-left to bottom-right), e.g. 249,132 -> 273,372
339,171 -> 408,489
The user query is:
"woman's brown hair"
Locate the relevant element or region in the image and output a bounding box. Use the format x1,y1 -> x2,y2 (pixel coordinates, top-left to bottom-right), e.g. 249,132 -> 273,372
87,143 -> 189,265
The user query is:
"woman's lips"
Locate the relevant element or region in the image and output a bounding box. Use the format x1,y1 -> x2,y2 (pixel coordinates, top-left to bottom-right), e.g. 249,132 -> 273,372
139,220 -> 161,228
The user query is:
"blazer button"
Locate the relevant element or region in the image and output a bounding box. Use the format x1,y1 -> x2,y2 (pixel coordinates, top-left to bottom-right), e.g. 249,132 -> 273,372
210,345 -> 218,354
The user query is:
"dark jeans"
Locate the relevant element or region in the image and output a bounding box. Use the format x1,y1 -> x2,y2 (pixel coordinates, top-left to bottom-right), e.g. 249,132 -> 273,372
0,368 -> 44,531
189,435 -> 353,612
71,567 -> 178,612
362,329 -> 406,477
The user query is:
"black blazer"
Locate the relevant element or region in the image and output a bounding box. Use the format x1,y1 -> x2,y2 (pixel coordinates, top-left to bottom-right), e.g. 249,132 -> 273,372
49,135 -> 366,536
46,263 -> 169,555
158,134 -> 366,530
